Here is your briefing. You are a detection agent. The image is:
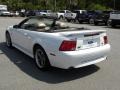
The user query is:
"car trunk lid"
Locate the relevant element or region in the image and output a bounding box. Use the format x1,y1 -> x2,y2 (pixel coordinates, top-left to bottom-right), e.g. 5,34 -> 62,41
59,30 -> 107,50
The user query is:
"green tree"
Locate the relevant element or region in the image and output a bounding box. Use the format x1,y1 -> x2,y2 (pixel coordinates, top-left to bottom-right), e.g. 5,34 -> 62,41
0,0 -> 119,10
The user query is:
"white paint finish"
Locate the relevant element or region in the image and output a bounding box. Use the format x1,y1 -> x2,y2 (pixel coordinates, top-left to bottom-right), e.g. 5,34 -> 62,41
6,24 -> 110,69
64,12 -> 77,20
110,13 -> 120,20
49,44 -> 110,69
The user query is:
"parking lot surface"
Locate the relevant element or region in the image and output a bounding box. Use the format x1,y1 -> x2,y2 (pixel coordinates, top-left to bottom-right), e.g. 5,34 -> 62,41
0,17 -> 120,90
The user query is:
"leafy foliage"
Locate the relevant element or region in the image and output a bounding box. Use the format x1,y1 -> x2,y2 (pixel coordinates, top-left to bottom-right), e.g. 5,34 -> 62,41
0,0 -> 119,10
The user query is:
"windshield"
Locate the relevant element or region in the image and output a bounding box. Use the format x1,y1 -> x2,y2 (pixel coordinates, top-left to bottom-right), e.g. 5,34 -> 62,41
41,10 -> 47,12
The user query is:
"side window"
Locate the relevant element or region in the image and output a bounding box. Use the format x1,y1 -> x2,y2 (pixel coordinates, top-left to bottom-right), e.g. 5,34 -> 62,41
19,18 -> 54,32
48,10 -> 52,13
59,11 -> 64,13
82,11 -> 87,14
66,11 -> 71,13
20,18 -> 40,31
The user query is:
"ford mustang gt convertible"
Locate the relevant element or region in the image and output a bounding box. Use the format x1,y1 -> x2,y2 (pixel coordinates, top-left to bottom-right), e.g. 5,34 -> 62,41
5,16 -> 110,70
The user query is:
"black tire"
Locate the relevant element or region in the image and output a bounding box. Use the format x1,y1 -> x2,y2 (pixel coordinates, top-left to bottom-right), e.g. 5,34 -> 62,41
105,22 -> 108,25
43,14 -> 46,16
59,15 -> 63,20
67,19 -> 71,22
89,19 -> 94,24
111,24 -> 116,28
73,18 -> 77,22
94,21 -> 98,25
78,20 -> 83,24
107,20 -> 111,26
34,46 -> 50,70
6,32 -> 12,48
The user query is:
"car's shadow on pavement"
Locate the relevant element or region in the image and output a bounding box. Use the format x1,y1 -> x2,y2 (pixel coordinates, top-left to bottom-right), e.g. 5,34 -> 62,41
0,42 -> 100,84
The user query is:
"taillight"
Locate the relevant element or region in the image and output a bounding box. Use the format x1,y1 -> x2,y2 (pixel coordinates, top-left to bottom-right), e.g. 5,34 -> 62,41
59,40 -> 76,51
104,36 -> 108,44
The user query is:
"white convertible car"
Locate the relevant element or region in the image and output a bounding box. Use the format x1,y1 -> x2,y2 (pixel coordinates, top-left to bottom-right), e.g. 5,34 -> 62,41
6,16 -> 110,70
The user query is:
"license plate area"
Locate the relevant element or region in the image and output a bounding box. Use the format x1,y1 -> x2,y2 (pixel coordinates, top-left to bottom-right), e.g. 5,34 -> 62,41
77,36 -> 100,50
82,38 -> 99,49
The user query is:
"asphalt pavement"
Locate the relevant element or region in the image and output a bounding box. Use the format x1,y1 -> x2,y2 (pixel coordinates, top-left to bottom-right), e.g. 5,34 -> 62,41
0,17 -> 120,90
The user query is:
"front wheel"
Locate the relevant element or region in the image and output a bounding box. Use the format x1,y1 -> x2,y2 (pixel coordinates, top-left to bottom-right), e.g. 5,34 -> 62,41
34,46 -> 50,70
6,32 -> 12,47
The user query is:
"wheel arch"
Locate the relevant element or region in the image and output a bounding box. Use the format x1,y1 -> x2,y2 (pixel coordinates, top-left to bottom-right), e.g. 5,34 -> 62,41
33,43 -> 51,66
5,29 -> 12,37
6,30 -> 10,34
5,30 -> 12,40
33,43 -> 47,57
5,30 -> 13,47
59,15 -> 63,19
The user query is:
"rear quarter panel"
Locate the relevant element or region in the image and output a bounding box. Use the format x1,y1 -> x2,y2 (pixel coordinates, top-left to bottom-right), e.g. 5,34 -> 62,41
29,32 -> 67,57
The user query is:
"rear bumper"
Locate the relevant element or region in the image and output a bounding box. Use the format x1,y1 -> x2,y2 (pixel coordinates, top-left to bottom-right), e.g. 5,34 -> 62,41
49,44 -> 110,69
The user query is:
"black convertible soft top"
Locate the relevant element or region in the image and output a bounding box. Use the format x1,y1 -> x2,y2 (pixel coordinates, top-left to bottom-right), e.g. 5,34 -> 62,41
28,16 -> 58,20
14,16 -> 90,33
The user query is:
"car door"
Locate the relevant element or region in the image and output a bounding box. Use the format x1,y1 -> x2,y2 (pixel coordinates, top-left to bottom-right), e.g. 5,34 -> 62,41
12,18 -> 38,55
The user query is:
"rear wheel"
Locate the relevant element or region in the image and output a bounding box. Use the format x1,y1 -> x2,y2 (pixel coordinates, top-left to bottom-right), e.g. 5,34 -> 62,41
43,14 -> 46,16
6,32 -> 12,47
78,20 -> 83,24
34,46 -> 50,70
105,22 -> 108,25
67,19 -> 71,22
89,19 -> 94,24
110,20 -> 116,28
74,18 -> 77,22
94,21 -> 98,25
111,23 -> 116,28
107,20 -> 111,26
59,15 -> 63,20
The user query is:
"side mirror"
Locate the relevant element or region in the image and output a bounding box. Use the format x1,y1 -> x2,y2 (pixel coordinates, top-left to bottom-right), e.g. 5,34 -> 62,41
13,25 -> 19,28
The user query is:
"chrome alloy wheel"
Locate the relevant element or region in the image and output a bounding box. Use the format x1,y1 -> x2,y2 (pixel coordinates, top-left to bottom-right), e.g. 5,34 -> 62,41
35,48 -> 47,69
